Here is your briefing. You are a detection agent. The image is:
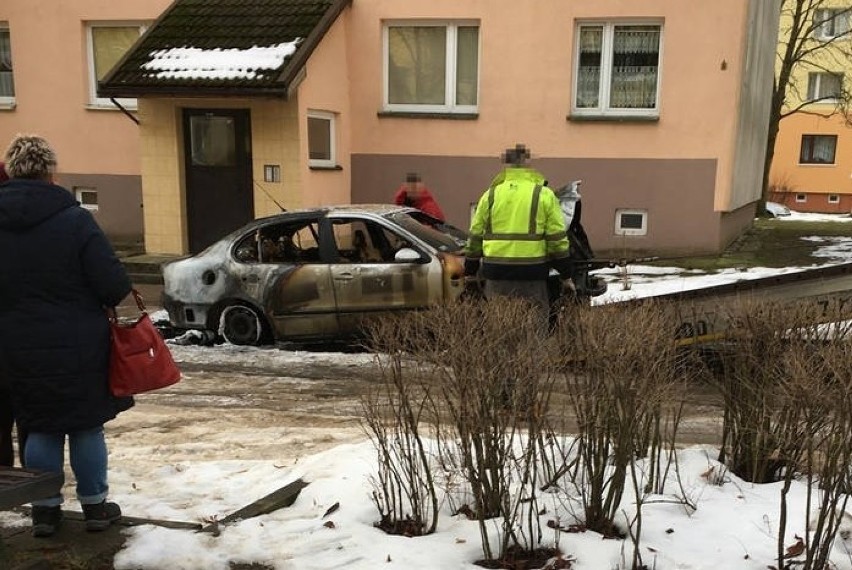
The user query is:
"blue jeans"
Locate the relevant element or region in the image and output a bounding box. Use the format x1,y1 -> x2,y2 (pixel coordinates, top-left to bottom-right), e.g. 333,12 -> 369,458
25,426 -> 109,507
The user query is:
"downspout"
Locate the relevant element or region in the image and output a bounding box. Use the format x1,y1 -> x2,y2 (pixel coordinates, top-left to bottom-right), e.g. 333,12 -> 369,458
110,97 -> 140,125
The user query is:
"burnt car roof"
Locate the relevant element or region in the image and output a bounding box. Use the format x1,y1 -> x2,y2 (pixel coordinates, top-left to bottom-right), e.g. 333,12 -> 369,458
239,204 -> 414,229
197,204 -> 426,253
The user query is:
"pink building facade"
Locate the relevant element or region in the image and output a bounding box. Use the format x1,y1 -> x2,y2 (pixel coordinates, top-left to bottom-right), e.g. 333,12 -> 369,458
0,0 -> 170,244
99,0 -> 780,257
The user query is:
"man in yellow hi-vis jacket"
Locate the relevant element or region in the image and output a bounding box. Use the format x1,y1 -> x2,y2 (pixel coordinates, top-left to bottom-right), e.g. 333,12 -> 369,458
464,144 -> 572,326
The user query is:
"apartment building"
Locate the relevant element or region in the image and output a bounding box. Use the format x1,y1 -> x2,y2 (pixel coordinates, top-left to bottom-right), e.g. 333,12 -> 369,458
770,3 -> 852,214
101,0 -> 780,256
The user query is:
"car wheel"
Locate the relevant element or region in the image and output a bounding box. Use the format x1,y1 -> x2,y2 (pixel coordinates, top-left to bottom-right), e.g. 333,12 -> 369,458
220,304 -> 265,346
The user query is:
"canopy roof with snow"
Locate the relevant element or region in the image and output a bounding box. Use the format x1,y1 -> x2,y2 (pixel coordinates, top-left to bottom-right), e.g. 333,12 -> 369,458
98,0 -> 349,98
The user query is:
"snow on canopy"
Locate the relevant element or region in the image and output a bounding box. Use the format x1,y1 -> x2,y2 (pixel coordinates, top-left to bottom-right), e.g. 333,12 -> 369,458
143,40 -> 302,80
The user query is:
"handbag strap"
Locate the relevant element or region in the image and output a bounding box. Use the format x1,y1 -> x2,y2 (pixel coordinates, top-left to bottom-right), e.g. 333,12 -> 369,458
107,288 -> 147,324
130,288 -> 146,312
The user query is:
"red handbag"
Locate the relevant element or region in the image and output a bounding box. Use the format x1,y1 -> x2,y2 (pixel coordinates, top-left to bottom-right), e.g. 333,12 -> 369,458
107,289 -> 181,397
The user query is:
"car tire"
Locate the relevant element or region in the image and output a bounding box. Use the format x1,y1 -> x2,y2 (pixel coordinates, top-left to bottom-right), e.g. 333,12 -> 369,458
220,304 -> 265,346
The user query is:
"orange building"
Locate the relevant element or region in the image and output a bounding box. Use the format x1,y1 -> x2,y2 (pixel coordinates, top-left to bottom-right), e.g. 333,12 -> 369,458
769,4 -> 852,214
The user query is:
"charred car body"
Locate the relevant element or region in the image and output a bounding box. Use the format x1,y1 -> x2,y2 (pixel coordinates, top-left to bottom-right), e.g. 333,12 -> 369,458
162,205 -> 469,345
162,197 -> 607,346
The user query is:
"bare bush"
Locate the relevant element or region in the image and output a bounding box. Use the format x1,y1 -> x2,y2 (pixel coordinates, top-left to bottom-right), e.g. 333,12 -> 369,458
364,298 -> 563,566
709,299 -> 814,484
360,315 -> 440,536
550,299 -> 691,569
772,316 -> 852,570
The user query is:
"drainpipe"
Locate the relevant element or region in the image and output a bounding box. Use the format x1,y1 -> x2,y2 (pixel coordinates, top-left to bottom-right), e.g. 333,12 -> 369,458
110,97 -> 140,125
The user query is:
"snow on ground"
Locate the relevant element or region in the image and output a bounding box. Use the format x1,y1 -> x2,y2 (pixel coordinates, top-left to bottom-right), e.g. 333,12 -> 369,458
2,213 -> 852,569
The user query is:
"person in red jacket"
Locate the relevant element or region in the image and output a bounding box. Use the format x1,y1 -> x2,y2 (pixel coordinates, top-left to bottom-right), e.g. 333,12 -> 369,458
393,172 -> 446,221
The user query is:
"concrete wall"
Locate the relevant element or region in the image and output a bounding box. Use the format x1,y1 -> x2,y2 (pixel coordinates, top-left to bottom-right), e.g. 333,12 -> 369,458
728,0 -> 780,211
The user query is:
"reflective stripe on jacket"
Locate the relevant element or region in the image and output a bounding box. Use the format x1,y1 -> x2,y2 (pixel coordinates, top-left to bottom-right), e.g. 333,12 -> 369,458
465,167 -> 569,280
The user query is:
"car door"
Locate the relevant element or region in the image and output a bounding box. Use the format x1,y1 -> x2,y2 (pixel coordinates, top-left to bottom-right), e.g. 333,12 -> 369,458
236,218 -> 340,339
325,217 -> 442,335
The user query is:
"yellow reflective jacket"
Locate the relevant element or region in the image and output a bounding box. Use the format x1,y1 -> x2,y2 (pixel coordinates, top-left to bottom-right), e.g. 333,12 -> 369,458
465,167 -> 570,281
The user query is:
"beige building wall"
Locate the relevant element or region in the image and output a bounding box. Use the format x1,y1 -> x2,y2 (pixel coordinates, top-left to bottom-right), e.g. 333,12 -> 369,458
128,0 -> 776,256
345,1 -> 744,163
138,13 -> 355,254
138,98 -> 301,255
0,0 -> 171,241
296,13 -> 352,208
340,0 -> 771,255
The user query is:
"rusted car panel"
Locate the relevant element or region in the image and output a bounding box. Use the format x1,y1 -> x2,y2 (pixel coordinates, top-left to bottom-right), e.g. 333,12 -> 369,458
161,205 -> 467,345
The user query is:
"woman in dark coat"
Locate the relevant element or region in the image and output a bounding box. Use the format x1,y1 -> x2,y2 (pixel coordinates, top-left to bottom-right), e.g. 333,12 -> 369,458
0,135 -> 132,537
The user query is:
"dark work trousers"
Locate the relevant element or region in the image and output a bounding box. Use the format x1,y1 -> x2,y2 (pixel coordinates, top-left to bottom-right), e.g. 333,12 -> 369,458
483,279 -> 549,408
0,385 -> 26,467
484,279 -> 550,330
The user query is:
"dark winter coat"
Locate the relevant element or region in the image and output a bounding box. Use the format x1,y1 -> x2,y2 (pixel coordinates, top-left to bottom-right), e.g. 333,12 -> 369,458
0,179 -> 133,433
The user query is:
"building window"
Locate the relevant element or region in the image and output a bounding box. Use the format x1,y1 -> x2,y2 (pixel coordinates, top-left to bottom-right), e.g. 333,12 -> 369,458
307,110 -> 336,168
814,9 -> 850,40
573,22 -> 662,118
74,187 -> 98,211
799,134 -> 837,164
0,26 -> 14,104
795,193 -> 807,203
614,209 -> 647,236
807,72 -> 842,102
828,194 -> 840,204
87,23 -> 145,109
383,22 -> 479,113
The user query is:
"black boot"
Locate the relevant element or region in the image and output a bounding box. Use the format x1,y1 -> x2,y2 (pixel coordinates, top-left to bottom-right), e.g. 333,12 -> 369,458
31,505 -> 63,537
82,500 -> 121,532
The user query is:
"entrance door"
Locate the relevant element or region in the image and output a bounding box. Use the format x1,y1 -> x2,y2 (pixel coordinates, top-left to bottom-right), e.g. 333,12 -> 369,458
183,109 -> 254,253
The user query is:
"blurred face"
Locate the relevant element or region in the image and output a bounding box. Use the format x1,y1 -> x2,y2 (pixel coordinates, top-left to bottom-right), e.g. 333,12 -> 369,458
406,182 -> 422,198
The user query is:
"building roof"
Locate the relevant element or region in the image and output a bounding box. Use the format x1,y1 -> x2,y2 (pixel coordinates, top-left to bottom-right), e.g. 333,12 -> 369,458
98,0 -> 349,98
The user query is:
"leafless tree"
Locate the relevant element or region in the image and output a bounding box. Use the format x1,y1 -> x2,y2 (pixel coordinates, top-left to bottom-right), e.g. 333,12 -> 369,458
763,1 -> 852,210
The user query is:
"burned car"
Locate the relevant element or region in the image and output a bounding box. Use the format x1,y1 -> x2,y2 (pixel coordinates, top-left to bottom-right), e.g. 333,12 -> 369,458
161,205 -> 468,345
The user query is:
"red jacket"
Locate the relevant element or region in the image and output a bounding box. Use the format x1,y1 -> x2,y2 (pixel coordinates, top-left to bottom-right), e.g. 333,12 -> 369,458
393,185 -> 446,221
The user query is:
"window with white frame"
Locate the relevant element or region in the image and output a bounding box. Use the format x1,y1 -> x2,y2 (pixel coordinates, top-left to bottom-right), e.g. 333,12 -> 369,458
87,23 -> 146,109
800,134 -> 837,164
614,209 -> 647,236
828,194 -> 840,204
814,8 -> 851,40
307,111 -> 336,168
0,26 -> 14,104
795,193 -> 807,202
383,22 -> 479,113
74,187 -> 98,211
573,22 -> 662,117
807,72 -> 842,102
